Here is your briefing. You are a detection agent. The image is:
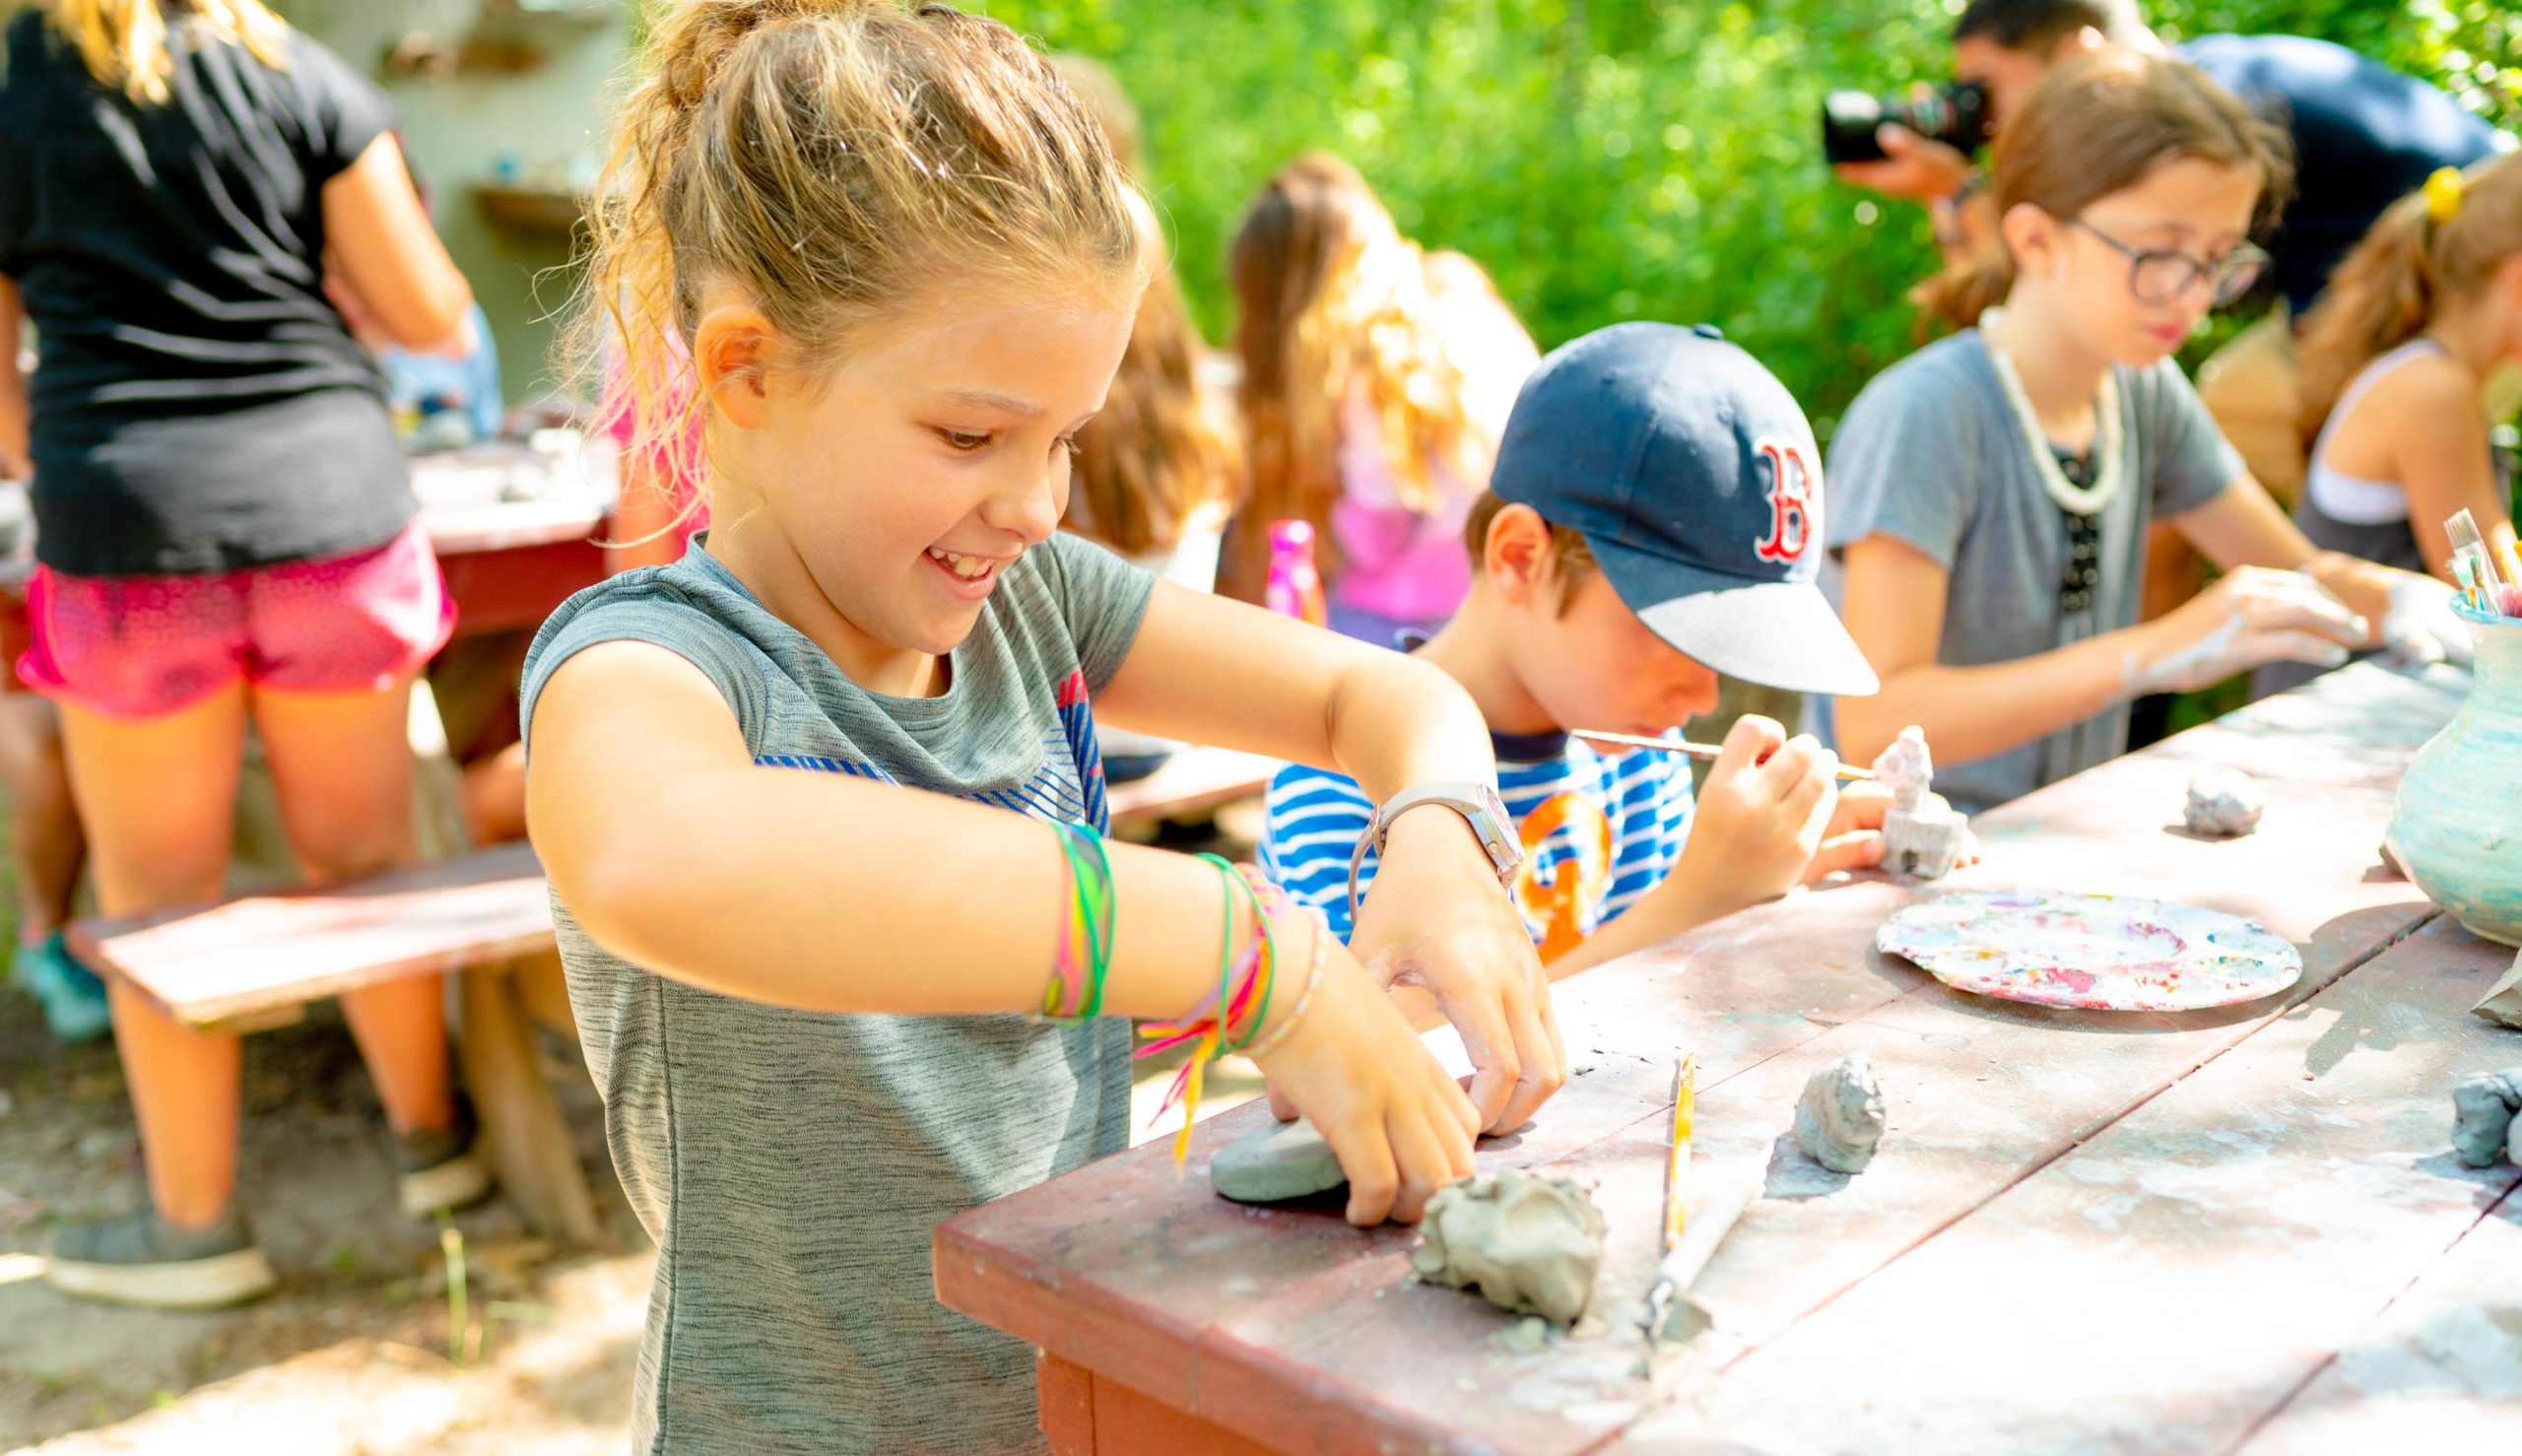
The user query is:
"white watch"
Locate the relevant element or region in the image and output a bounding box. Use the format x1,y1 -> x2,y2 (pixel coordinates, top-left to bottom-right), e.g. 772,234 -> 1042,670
1348,781 -> 1524,922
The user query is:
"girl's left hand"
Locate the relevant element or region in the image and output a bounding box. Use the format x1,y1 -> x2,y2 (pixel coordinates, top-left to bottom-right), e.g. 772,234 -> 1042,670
1347,810 -> 1564,1136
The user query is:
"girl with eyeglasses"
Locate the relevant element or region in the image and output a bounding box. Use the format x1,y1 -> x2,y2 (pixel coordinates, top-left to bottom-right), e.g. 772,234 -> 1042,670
1816,52 -> 2471,813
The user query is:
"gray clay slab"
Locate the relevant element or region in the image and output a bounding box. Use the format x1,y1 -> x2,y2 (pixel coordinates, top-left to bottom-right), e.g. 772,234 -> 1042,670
1211,1116 -> 1348,1204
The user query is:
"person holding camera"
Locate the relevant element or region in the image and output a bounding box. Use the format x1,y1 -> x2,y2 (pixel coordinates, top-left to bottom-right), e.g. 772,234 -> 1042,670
1830,0 -> 2504,667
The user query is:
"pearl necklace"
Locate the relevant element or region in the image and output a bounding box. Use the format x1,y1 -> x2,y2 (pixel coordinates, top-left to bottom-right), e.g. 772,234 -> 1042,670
1979,307 -> 2126,518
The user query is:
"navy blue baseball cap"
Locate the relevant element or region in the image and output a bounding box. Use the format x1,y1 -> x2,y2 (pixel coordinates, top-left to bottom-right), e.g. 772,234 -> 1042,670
1489,322 -> 1880,696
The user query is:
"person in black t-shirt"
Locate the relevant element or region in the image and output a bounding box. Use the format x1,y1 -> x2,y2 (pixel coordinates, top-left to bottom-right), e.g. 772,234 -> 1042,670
0,0 -> 491,1309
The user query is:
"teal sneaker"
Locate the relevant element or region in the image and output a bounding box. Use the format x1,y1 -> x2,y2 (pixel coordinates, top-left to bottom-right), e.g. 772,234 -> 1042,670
48,1206 -> 277,1309
13,933 -> 110,1044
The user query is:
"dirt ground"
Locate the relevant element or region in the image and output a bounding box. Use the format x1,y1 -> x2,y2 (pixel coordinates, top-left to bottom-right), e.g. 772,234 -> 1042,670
1,806 -> 1263,1453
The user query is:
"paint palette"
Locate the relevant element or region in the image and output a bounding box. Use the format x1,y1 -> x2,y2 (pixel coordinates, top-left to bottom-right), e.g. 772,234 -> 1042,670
1875,891 -> 2301,1012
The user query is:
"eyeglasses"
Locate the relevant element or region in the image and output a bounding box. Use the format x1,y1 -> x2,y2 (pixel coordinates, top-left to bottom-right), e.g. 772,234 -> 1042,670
2072,219 -> 2270,307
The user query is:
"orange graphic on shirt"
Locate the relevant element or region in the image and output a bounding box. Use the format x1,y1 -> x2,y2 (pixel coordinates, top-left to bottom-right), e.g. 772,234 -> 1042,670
1512,792 -> 1616,962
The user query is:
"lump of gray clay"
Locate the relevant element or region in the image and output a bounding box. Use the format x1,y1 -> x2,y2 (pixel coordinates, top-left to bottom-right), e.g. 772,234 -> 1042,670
1793,1052 -> 1887,1174
1410,1170 -> 1604,1327
1211,1116 -> 1347,1204
2449,1070 -> 2522,1169
2184,767 -> 2265,837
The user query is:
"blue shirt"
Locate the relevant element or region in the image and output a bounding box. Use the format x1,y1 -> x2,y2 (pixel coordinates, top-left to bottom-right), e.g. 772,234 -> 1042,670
2177,33 -> 2504,315
1260,725 -> 1695,960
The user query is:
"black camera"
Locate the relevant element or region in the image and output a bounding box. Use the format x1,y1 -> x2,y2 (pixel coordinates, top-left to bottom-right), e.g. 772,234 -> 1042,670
1822,81 -> 1992,165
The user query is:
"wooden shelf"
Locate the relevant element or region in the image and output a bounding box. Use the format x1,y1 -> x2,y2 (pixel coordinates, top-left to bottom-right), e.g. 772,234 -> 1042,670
473,183 -> 586,244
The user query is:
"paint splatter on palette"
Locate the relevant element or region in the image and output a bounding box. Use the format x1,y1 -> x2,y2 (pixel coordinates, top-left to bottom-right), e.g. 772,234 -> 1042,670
1875,891 -> 2302,1011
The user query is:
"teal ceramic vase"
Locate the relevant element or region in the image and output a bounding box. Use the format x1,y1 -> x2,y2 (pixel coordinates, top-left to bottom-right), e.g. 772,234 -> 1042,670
2389,604 -> 2522,946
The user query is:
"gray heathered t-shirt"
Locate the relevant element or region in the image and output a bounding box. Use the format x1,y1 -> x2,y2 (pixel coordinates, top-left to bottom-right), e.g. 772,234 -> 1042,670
518,532 -> 1153,1454
1814,330 -> 2239,812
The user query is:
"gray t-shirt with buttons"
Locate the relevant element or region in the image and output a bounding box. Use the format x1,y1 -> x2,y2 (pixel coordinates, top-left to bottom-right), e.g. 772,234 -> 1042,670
519,533 -> 1153,1454
1814,330 -> 2238,812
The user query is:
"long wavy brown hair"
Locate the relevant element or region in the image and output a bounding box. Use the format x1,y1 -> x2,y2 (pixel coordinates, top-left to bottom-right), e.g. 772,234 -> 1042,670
2298,154 -> 2522,441
1053,54 -> 1240,559
1227,153 -> 1487,587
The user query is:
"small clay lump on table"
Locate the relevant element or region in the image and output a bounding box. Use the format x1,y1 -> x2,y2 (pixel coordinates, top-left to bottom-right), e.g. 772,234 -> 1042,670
1410,1170 -> 1605,1327
1872,726 -> 1969,880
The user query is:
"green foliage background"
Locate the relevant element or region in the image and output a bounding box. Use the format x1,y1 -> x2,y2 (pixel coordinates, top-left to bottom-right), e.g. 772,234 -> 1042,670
969,0 -> 2517,442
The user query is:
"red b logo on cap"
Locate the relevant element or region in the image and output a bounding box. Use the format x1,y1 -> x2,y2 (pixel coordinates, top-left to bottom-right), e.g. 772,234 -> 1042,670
1753,438 -> 1816,563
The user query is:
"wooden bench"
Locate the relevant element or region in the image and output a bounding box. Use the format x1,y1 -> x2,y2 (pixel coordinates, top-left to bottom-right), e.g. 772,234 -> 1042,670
66,841 -> 601,1243
1105,747 -> 1279,833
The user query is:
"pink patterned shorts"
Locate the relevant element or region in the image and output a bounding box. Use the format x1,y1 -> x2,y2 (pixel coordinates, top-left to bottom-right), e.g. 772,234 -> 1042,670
19,520 -> 457,719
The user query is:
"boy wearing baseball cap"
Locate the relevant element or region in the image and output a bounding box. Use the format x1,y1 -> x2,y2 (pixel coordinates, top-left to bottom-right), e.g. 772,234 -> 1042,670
1261,323 -> 1904,977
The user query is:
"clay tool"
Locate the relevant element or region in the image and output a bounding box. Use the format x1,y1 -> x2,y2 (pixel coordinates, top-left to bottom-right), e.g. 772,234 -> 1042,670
1572,730 -> 1877,781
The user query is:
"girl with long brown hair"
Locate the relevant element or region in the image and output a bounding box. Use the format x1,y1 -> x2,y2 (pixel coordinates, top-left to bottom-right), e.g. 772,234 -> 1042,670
2290,155 -> 2522,579
1,0 -> 484,1307
1228,153 -> 1537,645
1822,52 -> 2469,812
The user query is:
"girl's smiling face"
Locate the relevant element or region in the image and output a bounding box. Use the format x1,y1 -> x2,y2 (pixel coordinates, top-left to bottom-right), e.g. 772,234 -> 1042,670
2014,156 -> 2265,367
699,286 -> 1136,693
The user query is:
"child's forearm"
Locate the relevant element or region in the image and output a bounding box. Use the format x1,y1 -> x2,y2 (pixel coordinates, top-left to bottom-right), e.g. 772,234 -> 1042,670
1320,649 -> 1498,803
0,278 -> 28,478
551,763 -> 1257,1023
1834,628 -> 2150,767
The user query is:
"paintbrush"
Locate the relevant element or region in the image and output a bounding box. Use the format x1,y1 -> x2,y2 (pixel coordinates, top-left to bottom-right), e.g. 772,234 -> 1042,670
1641,1055 -> 1696,1340
1572,729 -> 1877,781
2446,509 -> 2502,599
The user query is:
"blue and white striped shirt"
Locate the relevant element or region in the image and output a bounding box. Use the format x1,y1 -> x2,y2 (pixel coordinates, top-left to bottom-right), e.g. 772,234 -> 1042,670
1259,727 -> 1695,958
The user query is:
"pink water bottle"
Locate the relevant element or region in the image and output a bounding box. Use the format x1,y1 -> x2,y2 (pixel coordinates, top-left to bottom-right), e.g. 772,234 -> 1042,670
1264,519 -> 1328,628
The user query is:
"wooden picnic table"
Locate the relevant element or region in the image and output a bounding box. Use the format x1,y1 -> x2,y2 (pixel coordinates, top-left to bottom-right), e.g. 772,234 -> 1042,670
0,442 -> 611,664
934,661 -> 2522,1455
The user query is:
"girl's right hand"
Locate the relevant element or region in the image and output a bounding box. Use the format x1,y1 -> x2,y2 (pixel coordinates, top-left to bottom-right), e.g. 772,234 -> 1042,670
2125,566 -> 2368,695
1249,910 -> 1480,1226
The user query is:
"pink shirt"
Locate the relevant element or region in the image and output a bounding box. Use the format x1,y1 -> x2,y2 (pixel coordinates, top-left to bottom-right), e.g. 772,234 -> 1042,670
1326,287 -> 1536,626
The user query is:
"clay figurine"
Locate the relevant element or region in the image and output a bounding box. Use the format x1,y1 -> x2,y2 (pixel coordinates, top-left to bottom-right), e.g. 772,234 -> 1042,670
1793,1052 -> 1887,1174
1873,726 -> 1969,880
1411,1170 -> 1604,1326
2183,767 -> 2265,837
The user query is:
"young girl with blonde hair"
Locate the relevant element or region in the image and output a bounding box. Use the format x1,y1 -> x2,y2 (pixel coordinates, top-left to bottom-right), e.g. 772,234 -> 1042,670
1228,153 -> 1538,645
2291,154 -> 2522,579
530,3 -> 1562,1445
1824,52 -> 2470,812
2,0 -> 484,1307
